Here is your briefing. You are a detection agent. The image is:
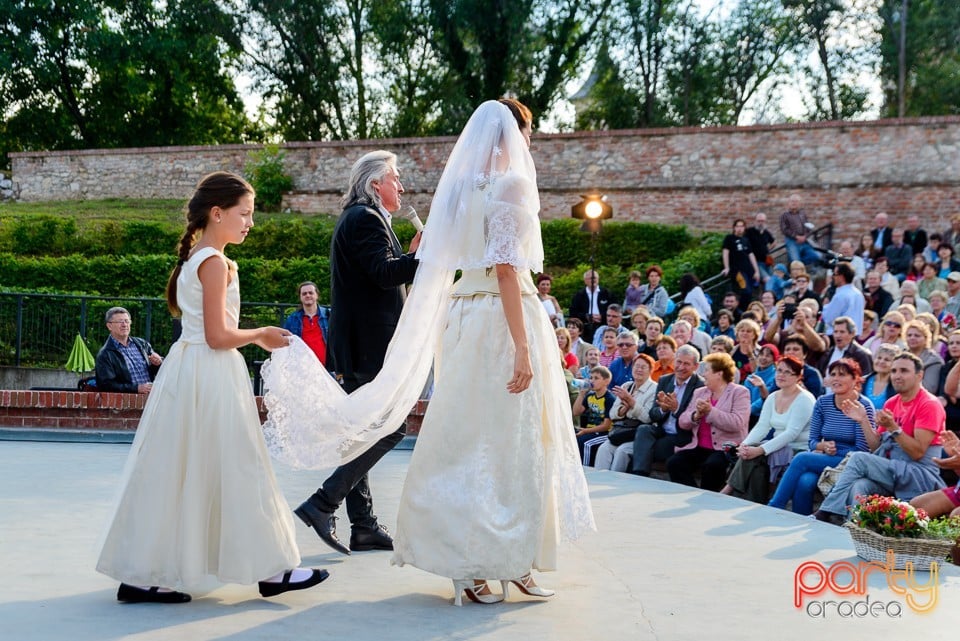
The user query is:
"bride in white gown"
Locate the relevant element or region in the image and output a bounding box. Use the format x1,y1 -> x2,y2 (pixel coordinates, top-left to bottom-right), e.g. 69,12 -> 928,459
260,100 -> 594,607
390,99 -> 594,605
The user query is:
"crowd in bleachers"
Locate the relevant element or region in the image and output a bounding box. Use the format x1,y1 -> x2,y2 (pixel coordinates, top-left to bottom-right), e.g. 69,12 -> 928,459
545,208 -> 960,523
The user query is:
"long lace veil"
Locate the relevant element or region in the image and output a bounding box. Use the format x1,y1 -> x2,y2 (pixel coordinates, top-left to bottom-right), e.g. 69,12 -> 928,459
261,101 -> 538,469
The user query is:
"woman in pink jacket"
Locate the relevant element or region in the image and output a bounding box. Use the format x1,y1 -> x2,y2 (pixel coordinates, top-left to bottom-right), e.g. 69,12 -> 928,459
667,352 -> 750,491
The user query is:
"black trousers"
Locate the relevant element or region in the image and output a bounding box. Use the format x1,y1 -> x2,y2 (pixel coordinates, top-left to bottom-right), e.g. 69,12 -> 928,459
666,447 -> 729,492
306,373 -> 405,530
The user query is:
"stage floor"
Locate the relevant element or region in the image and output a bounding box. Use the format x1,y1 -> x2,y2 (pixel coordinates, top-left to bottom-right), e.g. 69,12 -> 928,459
2,440 -> 957,641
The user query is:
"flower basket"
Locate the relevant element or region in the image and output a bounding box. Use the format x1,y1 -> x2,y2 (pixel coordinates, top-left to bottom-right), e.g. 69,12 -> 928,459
844,522 -> 953,570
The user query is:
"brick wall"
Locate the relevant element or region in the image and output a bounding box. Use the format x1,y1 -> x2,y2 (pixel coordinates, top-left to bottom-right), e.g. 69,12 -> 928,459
10,116 -> 960,244
0,390 -> 427,435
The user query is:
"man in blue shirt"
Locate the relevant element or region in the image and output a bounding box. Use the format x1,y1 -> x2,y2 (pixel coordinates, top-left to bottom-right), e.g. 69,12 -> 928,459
821,262 -> 864,335
608,332 -> 638,387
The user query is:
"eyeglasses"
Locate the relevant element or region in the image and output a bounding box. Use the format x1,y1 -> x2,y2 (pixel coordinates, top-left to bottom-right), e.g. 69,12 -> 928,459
884,321 -> 902,328
108,319 -> 131,325
616,342 -> 634,347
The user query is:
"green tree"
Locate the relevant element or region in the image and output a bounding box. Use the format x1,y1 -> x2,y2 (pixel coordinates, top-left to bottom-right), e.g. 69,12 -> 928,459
878,0 -> 960,117
0,0 -> 253,163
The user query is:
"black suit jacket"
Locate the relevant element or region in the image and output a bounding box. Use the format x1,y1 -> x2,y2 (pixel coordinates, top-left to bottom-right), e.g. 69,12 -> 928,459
904,228 -> 928,256
864,286 -> 894,317
647,373 -> 704,428
327,200 -> 418,391
816,340 -> 874,377
570,287 -> 612,329
871,227 -> 893,255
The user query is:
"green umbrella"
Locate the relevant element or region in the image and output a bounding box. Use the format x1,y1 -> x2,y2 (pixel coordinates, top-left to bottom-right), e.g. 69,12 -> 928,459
66,333 -> 95,373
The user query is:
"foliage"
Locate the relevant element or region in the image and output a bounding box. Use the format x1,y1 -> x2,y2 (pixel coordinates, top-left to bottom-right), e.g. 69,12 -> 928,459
245,146 -> 294,212
878,0 -> 960,117
923,515 -> 960,541
0,0 -> 255,164
850,494 -> 929,538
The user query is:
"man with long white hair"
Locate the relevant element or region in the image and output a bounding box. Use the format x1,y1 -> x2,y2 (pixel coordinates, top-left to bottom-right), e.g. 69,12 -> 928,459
294,150 -> 421,555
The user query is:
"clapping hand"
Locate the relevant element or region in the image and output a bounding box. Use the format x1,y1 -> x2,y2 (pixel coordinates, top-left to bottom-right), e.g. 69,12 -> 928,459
839,397 -> 867,423
656,391 -> 678,412
876,409 -> 898,431
695,398 -> 712,417
933,430 -> 960,470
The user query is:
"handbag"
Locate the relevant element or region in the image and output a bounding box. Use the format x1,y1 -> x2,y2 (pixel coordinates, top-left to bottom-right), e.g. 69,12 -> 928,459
607,418 -> 642,446
816,452 -> 853,496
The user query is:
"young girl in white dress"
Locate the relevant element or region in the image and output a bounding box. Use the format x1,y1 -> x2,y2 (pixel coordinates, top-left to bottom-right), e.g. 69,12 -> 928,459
96,172 -> 327,603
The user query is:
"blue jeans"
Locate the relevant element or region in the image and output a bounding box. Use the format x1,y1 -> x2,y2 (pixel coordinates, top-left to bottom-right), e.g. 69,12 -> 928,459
768,451 -> 842,515
784,237 -> 820,267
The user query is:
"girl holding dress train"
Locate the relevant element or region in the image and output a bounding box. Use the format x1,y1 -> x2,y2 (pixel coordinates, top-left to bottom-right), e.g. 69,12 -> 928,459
96,172 -> 327,603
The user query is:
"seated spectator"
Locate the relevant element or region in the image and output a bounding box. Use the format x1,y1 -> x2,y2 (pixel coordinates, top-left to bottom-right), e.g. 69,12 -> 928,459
857,233 -> 876,268
927,290 -> 957,332
923,232 -> 942,264
630,345 -> 704,476
566,318 -> 592,366
668,319 -> 701,358
641,316 -> 664,358
917,311 -> 949,360
678,272 -> 712,322
816,316 -> 874,377
598,327 -> 619,367
674,306 -> 712,354
858,309 -> 878,344
904,318 -> 944,393
768,359 -> 875,515
788,272 -> 821,308
608,332 -> 639,387
904,253 -> 925,282
764,299 -> 827,368
536,273 -> 565,328
862,270 -> 895,318
282,281 -> 330,366
760,290 -> 778,320
780,336 -> 824,397
894,279 -> 931,314
722,355 -> 815,503
911,430 -> 960,517
569,269 -> 612,341
556,327 -> 579,373
947,272 -> 960,317
874,257 -> 901,298
651,336 -> 677,381
743,343 -> 779,421
732,319 -> 762,379
862,343 -> 899,411
622,269 -> 645,314
917,263 -> 948,301
720,292 -> 742,323
667,352 -> 750,491
937,243 -> 960,278
630,265 -> 669,318
814,352 -> 946,524
940,331 -> 960,441
898,302 -> 917,322
780,196 -> 820,267
884,228 -> 912,281
573,365 -> 615,465
765,263 -> 789,299
838,239 -> 866,285
594,354 -> 658,472
746,301 -> 771,333
577,346 -> 601,380
592,304 -> 629,348
95,306 -> 163,394
628,308 -> 649,339
701,335 -> 740,384
711,309 -> 736,340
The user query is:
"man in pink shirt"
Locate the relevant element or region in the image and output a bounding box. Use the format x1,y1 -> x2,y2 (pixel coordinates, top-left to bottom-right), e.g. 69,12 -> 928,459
814,352 -> 945,524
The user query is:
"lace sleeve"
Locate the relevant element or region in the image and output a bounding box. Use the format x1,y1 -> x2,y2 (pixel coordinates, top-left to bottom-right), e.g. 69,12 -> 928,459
482,174 -> 541,271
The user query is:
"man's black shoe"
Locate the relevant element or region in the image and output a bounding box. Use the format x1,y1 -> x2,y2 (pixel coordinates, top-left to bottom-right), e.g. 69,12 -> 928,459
350,524 -> 394,552
294,501 -> 350,555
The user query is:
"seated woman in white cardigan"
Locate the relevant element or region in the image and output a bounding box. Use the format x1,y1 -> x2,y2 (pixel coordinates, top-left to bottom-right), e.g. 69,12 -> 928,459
593,354 -> 658,472
721,354 -> 815,502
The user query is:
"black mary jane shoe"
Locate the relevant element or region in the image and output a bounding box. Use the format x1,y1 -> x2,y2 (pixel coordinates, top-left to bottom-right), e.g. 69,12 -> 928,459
117,583 -> 192,604
258,569 -> 330,598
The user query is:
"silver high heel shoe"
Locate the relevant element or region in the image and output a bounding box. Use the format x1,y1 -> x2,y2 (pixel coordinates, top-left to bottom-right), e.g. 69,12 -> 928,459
500,573 -> 555,599
452,579 -> 504,606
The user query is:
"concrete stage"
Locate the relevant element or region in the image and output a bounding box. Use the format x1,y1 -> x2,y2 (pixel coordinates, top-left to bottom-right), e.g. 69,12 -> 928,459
2,440 -> 958,641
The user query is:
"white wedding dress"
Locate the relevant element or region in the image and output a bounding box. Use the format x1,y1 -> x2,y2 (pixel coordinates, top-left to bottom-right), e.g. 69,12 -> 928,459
96,247 -> 300,592
390,176 -> 593,579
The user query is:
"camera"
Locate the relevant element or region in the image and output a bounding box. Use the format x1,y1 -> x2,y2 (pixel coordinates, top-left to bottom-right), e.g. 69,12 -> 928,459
820,248 -> 851,269
781,303 -> 798,326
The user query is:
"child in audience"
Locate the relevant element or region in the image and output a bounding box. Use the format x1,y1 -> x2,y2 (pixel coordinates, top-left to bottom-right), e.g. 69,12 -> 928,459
573,366 -> 615,465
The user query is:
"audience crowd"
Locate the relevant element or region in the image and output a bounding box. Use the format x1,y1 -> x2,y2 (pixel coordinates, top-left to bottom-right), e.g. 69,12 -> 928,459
558,209 -> 960,525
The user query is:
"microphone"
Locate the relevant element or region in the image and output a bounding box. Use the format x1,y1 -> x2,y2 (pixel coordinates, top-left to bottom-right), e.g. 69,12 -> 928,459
397,206 -> 424,232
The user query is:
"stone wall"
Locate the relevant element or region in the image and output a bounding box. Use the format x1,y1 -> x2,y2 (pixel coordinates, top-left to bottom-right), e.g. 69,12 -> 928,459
10,116 -> 960,243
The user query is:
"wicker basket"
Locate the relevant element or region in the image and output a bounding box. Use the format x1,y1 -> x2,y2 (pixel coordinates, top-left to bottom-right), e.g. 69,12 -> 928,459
844,522 -> 954,570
